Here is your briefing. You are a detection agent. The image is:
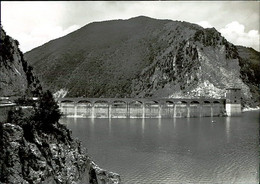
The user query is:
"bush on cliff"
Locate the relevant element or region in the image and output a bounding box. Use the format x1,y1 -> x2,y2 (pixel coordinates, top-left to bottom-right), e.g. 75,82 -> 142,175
7,90 -> 63,139
14,95 -> 36,106
33,90 -> 61,129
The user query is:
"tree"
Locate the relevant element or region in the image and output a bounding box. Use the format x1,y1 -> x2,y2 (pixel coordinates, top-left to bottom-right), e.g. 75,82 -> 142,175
33,90 -> 61,130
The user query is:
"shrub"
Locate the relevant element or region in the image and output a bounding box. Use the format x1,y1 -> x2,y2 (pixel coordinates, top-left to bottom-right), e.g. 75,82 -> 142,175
33,90 -> 61,130
14,96 -> 35,106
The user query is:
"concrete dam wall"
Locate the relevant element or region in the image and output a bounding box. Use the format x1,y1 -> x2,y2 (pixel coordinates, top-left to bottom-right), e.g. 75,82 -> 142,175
58,98 -> 226,118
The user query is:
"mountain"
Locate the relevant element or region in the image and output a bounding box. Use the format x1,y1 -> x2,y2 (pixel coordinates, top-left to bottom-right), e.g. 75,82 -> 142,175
0,27 -> 42,97
24,16 -> 260,107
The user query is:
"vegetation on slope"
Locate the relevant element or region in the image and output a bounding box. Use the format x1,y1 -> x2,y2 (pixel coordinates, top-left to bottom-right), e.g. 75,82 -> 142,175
236,46 -> 260,106
24,16 -> 259,107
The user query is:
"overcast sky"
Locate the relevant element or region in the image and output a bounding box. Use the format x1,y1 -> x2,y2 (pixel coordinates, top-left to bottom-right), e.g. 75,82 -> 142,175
2,1 -> 259,52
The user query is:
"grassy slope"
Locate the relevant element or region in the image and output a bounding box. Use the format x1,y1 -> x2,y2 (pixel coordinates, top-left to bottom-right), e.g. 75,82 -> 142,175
25,16 -> 172,97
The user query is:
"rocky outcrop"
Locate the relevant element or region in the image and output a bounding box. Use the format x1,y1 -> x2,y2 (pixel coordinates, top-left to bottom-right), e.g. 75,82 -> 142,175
132,26 -> 255,107
0,27 -> 42,97
24,16 -> 259,107
0,121 -> 120,184
0,28 -> 120,184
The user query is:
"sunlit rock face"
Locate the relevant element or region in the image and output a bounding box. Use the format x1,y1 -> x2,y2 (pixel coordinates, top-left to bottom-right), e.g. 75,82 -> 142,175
24,16 -> 259,107
131,24 -> 255,106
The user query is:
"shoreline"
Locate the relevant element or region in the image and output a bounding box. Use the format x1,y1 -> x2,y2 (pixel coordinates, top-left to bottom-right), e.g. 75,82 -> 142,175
242,106 -> 260,112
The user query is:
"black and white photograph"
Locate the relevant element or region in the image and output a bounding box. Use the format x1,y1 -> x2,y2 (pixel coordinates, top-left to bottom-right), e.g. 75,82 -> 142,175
0,1 -> 259,183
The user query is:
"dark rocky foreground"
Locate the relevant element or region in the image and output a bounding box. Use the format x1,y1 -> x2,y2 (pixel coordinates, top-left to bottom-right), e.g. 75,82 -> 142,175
0,120 -> 120,184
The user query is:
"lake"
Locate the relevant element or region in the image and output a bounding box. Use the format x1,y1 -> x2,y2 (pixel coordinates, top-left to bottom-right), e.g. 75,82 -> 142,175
60,110 -> 259,183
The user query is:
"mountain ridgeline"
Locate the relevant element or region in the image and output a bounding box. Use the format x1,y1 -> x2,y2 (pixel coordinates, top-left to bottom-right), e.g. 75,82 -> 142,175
24,16 -> 260,107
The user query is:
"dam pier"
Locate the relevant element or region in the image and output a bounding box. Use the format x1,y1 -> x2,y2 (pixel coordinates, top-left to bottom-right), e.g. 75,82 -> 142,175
57,88 -> 241,118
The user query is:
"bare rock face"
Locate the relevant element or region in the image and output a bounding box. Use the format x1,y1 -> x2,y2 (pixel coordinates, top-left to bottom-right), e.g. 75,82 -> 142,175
0,27 -> 42,97
130,25 -> 258,107
0,28 -> 28,96
0,121 -> 121,184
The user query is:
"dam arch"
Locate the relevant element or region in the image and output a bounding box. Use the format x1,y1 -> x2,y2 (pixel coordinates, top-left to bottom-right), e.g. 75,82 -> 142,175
60,100 -> 75,116
212,101 -> 223,116
111,100 -> 127,118
94,100 -> 109,118
190,101 -> 201,117
77,100 -> 92,117
144,100 -> 159,118
202,100 -> 212,117
161,100 -> 175,118
128,100 -> 143,118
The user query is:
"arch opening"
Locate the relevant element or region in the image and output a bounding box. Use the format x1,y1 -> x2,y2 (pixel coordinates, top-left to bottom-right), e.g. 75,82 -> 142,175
78,100 -> 92,104
60,100 -> 74,103
112,100 -> 127,107
191,101 -> 200,104
166,101 -> 174,104
129,100 -> 143,106
145,100 -> 159,107
94,100 -> 109,107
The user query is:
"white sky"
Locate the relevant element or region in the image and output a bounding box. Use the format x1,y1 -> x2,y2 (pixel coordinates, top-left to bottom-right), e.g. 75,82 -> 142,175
1,1 -> 259,52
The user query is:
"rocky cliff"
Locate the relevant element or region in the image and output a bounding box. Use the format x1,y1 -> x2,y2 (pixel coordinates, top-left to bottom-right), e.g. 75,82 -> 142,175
0,27 -> 42,97
0,28 -> 121,184
24,16 -> 259,107
0,119 -> 120,184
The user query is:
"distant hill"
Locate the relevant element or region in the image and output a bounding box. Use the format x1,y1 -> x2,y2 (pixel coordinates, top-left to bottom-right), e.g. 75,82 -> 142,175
24,16 -> 260,107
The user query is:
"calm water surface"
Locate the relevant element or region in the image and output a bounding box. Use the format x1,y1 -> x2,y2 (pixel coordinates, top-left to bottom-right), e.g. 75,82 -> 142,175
60,111 -> 259,184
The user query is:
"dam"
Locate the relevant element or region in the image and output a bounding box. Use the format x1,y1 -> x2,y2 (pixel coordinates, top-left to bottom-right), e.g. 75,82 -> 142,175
1,88 -> 241,119
57,88 -> 241,118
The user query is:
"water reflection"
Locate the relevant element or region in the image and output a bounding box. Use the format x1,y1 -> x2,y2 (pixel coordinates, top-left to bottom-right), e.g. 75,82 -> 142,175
158,118 -> 161,132
109,118 -> 112,135
142,118 -> 145,135
173,117 -> 176,129
187,117 -> 190,130
73,117 -> 78,124
226,117 -> 231,143
90,117 -> 95,136
62,111 -> 259,184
